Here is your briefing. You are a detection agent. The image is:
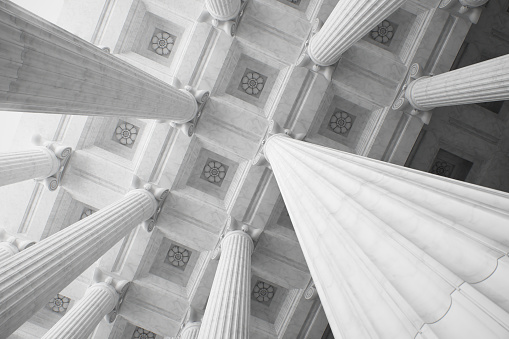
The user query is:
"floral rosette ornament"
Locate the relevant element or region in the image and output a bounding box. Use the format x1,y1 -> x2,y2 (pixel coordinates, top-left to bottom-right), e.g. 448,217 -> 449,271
329,111 -> 353,134
253,281 -> 275,302
371,20 -> 394,44
48,294 -> 70,313
151,32 -> 174,56
241,72 -> 265,95
204,161 -> 227,183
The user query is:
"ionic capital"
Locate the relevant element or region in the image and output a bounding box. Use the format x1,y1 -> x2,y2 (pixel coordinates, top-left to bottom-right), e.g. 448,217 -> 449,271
92,269 -> 130,323
31,135 -> 73,191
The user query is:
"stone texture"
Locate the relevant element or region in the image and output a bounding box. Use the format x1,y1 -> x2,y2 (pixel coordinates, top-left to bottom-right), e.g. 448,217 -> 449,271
0,2 -> 197,123
0,229 -> 34,262
181,322 -> 201,339
0,147 -> 59,188
197,231 -> 253,339
41,282 -> 119,339
308,0 -> 406,66
264,134 -> 509,338
205,0 -> 241,21
0,189 -> 158,338
405,54 -> 509,111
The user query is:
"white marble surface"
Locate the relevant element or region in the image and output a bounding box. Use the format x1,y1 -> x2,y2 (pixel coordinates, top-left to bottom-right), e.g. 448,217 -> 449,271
265,134 -> 509,339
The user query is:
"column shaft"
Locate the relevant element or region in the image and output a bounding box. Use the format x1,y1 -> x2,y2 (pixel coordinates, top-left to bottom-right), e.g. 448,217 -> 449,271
41,283 -> 117,339
181,322 -> 201,339
205,0 -> 240,21
0,229 -> 35,262
0,148 -> 59,187
0,242 -> 18,262
0,189 -> 157,338
197,231 -> 253,339
405,54 -> 509,111
264,135 -> 509,339
307,0 -> 406,66
0,1 -> 197,122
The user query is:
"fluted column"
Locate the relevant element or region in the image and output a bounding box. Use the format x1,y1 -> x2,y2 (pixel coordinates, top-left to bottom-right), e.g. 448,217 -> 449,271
0,185 -> 167,338
205,0 -> 240,21
181,322 -> 201,339
41,278 -> 128,339
263,134 -> 509,338
0,1 -> 204,123
306,0 -> 406,67
0,148 -> 57,186
0,229 -> 35,262
404,54 -> 509,112
197,230 -> 253,339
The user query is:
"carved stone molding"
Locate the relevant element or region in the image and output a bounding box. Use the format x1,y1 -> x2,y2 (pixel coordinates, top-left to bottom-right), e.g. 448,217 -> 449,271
131,177 -> 170,232
391,63 -> 433,124
199,0 -> 249,37
32,135 -> 73,191
167,82 -> 210,137
93,269 -> 130,323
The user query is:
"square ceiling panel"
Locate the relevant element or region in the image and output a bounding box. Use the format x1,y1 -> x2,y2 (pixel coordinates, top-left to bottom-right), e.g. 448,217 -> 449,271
225,54 -> 279,109
250,275 -> 288,324
317,95 -> 370,148
362,8 -> 416,57
133,12 -> 185,67
94,117 -> 146,162
186,148 -> 239,200
200,158 -> 230,187
112,120 -> 140,149
148,28 -> 177,58
149,238 -> 198,287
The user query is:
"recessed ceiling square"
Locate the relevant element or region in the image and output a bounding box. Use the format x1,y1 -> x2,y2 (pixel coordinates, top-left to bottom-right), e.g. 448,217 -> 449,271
112,120 -> 140,148
370,20 -> 398,46
317,95 -> 371,148
250,276 -> 288,324
149,238 -> 198,287
200,158 -> 229,187
238,68 -> 267,98
225,54 -> 279,109
252,280 -> 277,307
164,243 -> 192,271
186,148 -> 239,200
327,110 -> 356,137
148,28 -> 177,58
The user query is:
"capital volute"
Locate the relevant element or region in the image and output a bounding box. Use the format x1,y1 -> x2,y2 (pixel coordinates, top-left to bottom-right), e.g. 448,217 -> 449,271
130,176 -> 170,232
304,280 -> 319,300
0,229 -> 36,252
391,63 -> 433,125
93,269 -> 130,323
255,121 -> 306,168
31,134 -> 73,191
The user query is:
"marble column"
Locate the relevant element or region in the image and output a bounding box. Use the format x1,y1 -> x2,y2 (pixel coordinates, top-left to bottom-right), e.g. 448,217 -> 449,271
0,185 -> 167,338
181,322 -> 201,339
0,142 -> 71,189
305,0 -> 406,67
197,230 -> 253,339
0,1 -> 205,123
205,0 -> 240,21
41,278 -> 128,339
402,54 -> 509,112
263,134 -> 509,338
0,229 -> 35,262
